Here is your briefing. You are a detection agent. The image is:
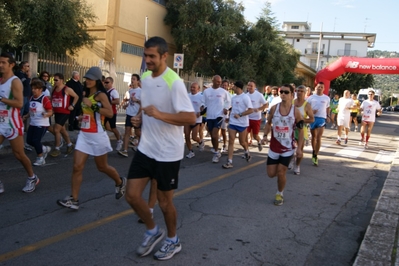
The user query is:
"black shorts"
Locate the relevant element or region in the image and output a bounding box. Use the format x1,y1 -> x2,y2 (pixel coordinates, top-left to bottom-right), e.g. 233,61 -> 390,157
54,113 -> 69,126
125,115 -> 140,129
350,112 -> 358,118
104,114 -> 117,129
206,117 -> 223,132
267,154 -> 293,167
127,150 -> 180,191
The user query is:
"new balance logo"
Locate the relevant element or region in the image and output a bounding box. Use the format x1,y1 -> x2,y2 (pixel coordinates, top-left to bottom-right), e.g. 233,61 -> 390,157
345,61 -> 359,69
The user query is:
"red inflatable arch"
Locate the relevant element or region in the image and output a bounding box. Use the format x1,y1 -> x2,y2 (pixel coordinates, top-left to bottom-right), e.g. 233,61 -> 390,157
315,57 -> 399,95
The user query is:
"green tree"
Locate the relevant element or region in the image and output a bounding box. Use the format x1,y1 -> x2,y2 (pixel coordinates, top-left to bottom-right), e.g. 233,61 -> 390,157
0,0 -> 96,55
330,72 -> 374,95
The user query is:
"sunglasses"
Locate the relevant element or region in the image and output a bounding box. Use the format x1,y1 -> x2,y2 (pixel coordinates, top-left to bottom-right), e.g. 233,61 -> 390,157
104,81 -> 110,84
54,79 -> 59,82
280,90 -> 290,94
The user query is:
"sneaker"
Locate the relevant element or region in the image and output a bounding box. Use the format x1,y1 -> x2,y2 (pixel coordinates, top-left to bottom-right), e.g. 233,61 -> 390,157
274,194 -> 284,206
118,150 -> 128,157
57,196 -> 79,210
288,159 -> 294,170
330,125 -> 335,129
198,140 -> 205,152
222,161 -> 233,169
33,156 -> 45,166
66,144 -> 75,155
221,145 -> 227,153
154,238 -> 182,261
294,165 -> 300,175
115,177 -> 127,199
212,152 -> 221,163
359,139 -> 364,146
50,149 -> 61,157
131,145 -> 138,152
137,228 -> 166,257
245,153 -> 252,162
116,140 -> 123,151
43,146 -> 51,159
22,175 -> 39,193
258,143 -> 263,152
364,142 -> 369,149
336,139 -> 341,145
312,156 -> 318,166
344,138 -> 348,144
218,138 -> 222,143
59,139 -> 64,148
186,151 -> 195,159
24,143 -> 33,151
241,154 -> 246,159
305,139 -> 309,147
0,181 -> 4,193
354,127 -> 358,132
210,148 -> 216,153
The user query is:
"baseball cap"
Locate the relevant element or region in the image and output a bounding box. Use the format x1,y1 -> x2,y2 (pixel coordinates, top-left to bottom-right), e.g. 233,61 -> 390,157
83,67 -> 102,81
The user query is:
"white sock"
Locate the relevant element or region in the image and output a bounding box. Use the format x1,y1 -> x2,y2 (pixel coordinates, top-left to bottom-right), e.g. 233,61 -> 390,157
277,191 -> 283,196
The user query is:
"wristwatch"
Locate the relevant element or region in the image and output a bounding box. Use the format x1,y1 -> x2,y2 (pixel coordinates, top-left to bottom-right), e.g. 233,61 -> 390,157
239,113 -> 243,117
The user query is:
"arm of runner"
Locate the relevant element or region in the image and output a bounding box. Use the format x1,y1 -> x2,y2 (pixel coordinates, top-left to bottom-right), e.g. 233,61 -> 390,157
304,102 -> 314,124
93,92 -> 114,118
65,87 -> 79,110
261,105 -> 276,145
294,107 -> 304,157
1,78 -> 24,108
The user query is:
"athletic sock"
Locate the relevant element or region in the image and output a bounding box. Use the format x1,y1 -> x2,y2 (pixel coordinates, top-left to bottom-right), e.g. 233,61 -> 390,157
147,225 -> 159,235
366,136 -> 370,142
166,235 -> 178,243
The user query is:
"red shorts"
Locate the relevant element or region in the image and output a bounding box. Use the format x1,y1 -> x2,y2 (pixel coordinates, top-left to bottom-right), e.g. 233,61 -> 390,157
247,119 -> 261,135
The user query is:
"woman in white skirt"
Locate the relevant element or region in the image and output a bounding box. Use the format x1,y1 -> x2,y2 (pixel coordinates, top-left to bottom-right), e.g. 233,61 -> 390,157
57,67 -> 126,210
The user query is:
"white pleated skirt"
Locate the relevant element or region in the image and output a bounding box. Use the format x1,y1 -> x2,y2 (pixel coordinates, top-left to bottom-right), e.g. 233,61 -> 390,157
76,130 -> 112,156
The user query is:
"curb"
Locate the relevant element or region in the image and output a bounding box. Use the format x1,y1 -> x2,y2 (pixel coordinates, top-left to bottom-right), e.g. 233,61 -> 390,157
353,145 -> 399,265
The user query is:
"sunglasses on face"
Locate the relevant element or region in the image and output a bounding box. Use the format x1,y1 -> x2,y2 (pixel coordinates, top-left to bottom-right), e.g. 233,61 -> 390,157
280,90 -> 290,94
54,79 -> 59,82
104,81 -> 110,84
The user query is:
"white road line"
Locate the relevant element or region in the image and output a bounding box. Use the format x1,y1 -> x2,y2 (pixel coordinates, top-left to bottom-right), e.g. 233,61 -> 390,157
335,146 -> 364,159
374,150 -> 396,164
304,143 -> 331,152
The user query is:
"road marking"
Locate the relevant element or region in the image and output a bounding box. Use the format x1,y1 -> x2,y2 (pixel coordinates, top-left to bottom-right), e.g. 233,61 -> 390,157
374,150 -> 395,164
335,146 -> 364,159
0,160 -> 265,263
304,143 -> 331,152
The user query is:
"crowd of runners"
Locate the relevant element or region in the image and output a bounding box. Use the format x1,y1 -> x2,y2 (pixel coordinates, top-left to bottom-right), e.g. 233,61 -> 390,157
0,36 -> 383,260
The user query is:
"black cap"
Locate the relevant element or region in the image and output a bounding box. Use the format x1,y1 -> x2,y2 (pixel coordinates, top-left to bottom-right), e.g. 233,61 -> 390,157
234,81 -> 244,89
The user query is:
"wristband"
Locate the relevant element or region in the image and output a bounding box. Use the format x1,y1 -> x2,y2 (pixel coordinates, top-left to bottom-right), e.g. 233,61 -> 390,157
91,104 -> 100,112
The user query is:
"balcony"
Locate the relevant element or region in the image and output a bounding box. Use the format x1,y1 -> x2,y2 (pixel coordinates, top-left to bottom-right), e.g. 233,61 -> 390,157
304,49 -> 324,55
337,49 -> 357,56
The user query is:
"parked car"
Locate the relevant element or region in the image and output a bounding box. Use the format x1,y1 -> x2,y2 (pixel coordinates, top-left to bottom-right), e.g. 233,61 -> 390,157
394,105 -> 399,112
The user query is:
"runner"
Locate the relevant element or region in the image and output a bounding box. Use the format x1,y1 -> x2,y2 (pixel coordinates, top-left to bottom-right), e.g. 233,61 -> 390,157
359,89 -> 382,148
330,94 -> 339,129
57,67 -> 127,210
350,93 -> 360,132
262,84 -> 304,205
222,81 -> 253,169
219,79 -> 231,153
306,82 -> 330,166
336,90 -> 354,145
185,82 -> 204,158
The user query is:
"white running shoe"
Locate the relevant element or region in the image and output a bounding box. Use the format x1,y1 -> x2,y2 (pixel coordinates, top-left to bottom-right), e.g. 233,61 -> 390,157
212,152 -> 221,163
33,157 -> 46,166
22,175 -> 39,193
186,151 -> 195,158
198,140 -> 205,151
116,140 -> 123,151
294,165 -> 300,175
43,146 -> 51,159
288,159 -> 294,170
221,145 -> 227,153
364,142 -> 369,149
210,148 -> 216,153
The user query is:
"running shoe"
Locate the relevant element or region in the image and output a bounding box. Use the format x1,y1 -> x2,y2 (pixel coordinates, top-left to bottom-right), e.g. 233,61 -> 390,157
22,175 -> 39,193
330,125 -> 335,129
57,196 -> 79,210
344,138 -> 348,144
137,228 -> 165,257
59,139 -> 64,148
294,165 -> 300,175
245,153 -> 252,162
305,139 -> 309,147
43,146 -> 51,159
336,139 -> 341,145
274,194 -> 284,206
0,181 -> 4,193
186,151 -> 195,158
312,156 -> 318,166
288,159 -> 294,170
359,138 -> 364,146
258,143 -> 263,152
116,140 -> 123,151
50,149 -> 61,157
198,140 -> 205,151
24,143 -> 33,151
364,142 -> 369,149
154,238 -> 182,261
118,150 -> 128,157
222,161 -> 233,169
66,144 -> 75,155
131,145 -> 138,152
221,145 -> 227,153
115,177 -> 127,199
210,148 -> 216,153
354,127 -> 358,132
33,156 -> 45,166
212,152 -> 221,163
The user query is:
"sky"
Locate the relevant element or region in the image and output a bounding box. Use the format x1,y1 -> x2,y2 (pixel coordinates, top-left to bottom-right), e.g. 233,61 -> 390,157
243,0 -> 399,52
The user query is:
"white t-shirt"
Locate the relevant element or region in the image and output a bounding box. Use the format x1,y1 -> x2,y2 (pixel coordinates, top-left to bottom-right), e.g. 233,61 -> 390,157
247,90 -> 267,120
307,94 -> 330,118
337,97 -> 354,119
188,92 -> 203,124
126,87 -> 141,116
201,87 -> 231,119
229,93 -> 253,127
139,68 -> 194,162
360,99 -> 381,122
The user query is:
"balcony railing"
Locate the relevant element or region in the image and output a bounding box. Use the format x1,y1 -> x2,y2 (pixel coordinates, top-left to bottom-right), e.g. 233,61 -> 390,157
304,49 -> 324,55
337,49 -> 357,56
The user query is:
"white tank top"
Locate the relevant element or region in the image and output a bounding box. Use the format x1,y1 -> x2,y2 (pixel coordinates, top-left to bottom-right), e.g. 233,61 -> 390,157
270,103 -> 296,153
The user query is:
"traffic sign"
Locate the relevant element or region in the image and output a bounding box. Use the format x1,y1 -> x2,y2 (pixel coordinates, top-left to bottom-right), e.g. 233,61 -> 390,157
174,53 -> 184,69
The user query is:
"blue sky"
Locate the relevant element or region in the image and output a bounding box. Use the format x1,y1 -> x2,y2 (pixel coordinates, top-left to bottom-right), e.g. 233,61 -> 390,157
243,0 -> 399,52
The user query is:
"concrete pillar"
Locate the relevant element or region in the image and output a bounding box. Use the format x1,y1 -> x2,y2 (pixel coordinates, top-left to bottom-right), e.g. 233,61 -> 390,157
22,52 -> 38,78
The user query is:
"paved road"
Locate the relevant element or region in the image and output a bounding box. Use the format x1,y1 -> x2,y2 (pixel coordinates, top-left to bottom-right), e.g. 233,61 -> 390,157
0,113 -> 398,265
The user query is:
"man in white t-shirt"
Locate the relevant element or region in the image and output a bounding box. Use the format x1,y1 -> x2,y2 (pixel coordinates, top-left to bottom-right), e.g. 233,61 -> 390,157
118,74 -> 141,157
359,89 -> 382,148
201,75 -> 231,163
306,82 -> 331,166
184,82 -> 205,158
222,81 -> 253,169
246,80 -> 268,151
104,77 -> 123,151
219,79 -> 232,153
125,37 -> 196,261
336,90 -> 354,145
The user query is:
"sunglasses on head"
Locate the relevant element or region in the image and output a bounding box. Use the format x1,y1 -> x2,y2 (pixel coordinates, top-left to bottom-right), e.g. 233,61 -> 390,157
280,90 -> 290,94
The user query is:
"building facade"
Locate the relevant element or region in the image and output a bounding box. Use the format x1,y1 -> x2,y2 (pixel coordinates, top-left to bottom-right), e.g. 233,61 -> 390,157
280,21 -> 377,71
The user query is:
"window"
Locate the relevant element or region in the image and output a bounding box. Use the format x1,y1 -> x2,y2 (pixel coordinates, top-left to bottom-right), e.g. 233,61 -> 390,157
310,59 -> 317,69
344,43 -> 351,56
153,0 -> 167,6
121,42 -> 144,56
291,25 -> 299,29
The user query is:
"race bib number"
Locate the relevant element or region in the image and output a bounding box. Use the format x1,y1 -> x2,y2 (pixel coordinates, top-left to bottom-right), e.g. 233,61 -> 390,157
0,110 -> 8,123
81,114 -> 91,129
52,98 -> 62,108
274,125 -> 289,140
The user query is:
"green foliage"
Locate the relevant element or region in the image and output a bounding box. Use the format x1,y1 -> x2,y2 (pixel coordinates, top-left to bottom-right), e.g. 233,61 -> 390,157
164,0 -> 300,86
331,72 -> 374,96
0,0 -> 96,55
381,96 -> 397,107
